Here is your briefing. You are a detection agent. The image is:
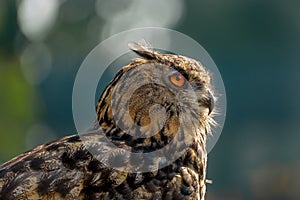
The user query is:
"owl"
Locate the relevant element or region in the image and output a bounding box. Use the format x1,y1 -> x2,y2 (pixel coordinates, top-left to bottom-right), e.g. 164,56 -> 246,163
0,42 -> 215,200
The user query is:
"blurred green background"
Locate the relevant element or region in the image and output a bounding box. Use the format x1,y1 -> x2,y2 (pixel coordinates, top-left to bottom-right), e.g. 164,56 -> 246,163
1,0 -> 300,199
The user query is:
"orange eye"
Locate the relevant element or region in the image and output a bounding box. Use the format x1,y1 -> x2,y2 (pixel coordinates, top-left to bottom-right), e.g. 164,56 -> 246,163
169,73 -> 185,87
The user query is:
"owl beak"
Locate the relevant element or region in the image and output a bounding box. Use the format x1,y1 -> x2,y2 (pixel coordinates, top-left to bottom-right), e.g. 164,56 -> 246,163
208,100 -> 214,115
206,90 -> 215,115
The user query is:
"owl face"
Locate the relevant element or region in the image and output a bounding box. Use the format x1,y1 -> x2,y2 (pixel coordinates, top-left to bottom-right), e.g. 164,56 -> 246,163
103,43 -> 215,149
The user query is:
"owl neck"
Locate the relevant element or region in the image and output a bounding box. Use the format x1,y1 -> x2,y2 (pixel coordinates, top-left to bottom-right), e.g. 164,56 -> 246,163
95,89 -> 207,177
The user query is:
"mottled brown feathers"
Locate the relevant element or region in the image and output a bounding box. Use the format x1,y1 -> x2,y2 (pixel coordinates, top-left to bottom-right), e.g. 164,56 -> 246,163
0,42 -> 215,200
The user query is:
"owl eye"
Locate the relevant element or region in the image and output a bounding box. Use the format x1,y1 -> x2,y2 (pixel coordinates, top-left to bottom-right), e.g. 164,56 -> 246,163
169,72 -> 186,87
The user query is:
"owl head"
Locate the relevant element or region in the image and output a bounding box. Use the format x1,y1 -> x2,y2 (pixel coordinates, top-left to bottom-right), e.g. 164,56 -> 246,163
96,42 -> 215,154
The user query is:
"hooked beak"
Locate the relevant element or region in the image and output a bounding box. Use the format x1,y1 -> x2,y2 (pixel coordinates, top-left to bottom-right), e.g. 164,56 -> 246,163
204,90 -> 215,115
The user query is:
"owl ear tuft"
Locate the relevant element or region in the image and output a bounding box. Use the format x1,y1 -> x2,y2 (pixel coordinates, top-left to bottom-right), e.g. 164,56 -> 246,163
128,42 -> 156,60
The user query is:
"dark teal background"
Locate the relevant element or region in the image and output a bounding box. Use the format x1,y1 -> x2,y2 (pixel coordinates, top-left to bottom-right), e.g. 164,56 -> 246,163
0,0 -> 299,199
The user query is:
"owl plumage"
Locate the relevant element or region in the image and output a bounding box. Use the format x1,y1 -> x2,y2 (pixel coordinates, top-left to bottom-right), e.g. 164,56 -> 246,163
0,42 -> 215,200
